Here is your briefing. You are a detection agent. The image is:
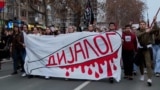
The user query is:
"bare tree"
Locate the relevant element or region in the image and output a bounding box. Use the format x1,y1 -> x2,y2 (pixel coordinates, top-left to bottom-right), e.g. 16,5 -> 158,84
27,0 -> 94,28
50,0 -> 86,29
28,0 -> 49,26
27,0 -> 84,27
66,0 -> 84,28
106,0 -> 146,27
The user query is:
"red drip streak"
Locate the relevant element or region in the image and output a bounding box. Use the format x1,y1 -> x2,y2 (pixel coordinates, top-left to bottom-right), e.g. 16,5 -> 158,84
107,60 -> 112,76
98,64 -> 103,74
113,64 -> 117,70
112,53 -> 118,71
60,49 -> 119,78
81,65 -> 85,73
95,72 -> 100,78
88,68 -> 92,75
71,67 -> 74,72
66,71 -> 69,77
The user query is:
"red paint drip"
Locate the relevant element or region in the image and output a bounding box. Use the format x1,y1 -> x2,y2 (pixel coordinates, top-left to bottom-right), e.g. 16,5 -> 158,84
98,64 -> 103,74
88,68 -> 92,75
113,64 -> 117,70
66,71 -> 69,77
81,66 -> 85,73
60,49 -> 119,78
107,60 -> 112,76
71,67 -> 74,72
95,72 -> 100,78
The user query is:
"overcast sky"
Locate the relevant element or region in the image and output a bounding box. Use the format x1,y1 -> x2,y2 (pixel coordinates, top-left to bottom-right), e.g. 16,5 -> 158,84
143,0 -> 160,22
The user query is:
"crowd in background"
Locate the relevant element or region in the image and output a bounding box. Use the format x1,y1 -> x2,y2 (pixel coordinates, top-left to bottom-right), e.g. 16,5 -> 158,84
0,20 -> 160,87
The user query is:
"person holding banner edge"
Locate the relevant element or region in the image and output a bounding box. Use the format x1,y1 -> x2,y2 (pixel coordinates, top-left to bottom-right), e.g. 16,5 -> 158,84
10,25 -> 22,75
107,22 -> 117,83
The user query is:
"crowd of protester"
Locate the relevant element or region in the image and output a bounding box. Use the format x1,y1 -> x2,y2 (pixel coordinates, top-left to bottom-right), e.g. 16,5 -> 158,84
0,20 -> 160,87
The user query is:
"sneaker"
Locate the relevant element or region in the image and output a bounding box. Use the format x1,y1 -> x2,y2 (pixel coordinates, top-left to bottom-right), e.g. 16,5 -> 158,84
109,78 -> 114,83
155,73 -> 160,77
45,76 -> 50,79
27,75 -> 33,79
11,71 -> 18,75
21,69 -> 25,72
140,75 -> 144,81
128,76 -> 133,80
133,71 -> 137,76
144,68 -> 147,74
21,73 -> 27,77
147,79 -> 152,86
123,76 -> 128,79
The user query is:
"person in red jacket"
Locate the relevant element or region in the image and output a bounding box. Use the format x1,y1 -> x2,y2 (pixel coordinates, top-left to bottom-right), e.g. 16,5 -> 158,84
122,25 -> 137,80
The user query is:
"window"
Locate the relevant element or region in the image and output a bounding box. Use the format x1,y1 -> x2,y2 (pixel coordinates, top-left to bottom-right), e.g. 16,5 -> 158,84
21,10 -> 26,17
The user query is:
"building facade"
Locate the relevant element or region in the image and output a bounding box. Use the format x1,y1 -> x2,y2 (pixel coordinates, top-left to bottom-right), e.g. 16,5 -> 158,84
0,0 -> 105,28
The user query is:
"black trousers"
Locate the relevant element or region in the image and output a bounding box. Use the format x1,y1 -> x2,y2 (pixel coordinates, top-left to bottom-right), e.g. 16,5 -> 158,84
122,50 -> 135,76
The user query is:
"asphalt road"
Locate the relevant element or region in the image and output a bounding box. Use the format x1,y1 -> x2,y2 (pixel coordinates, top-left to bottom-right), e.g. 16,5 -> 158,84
0,60 -> 160,90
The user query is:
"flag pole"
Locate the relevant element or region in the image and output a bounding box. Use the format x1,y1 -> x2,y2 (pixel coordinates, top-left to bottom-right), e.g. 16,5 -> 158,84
146,0 -> 150,28
147,11 -> 150,27
150,7 -> 160,29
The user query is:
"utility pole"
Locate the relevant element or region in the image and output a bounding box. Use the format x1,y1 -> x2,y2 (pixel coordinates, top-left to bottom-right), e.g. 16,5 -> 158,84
26,0 -> 29,24
18,0 -> 20,20
18,0 -> 21,27
12,0 -> 21,27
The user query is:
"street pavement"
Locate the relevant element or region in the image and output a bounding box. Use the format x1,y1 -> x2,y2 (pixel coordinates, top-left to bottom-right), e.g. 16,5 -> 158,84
0,60 -> 160,90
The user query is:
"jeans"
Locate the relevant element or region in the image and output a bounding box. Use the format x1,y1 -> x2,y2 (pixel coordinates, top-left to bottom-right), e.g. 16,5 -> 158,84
20,49 -> 26,72
20,49 -> 26,61
152,45 -> 160,73
133,64 -> 138,71
12,49 -> 19,72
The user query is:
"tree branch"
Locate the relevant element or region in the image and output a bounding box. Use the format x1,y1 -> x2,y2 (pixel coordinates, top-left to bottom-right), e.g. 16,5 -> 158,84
29,0 -> 45,15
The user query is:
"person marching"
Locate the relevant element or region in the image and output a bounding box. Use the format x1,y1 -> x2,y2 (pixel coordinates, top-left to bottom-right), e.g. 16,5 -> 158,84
19,24 -> 29,77
107,22 -> 117,83
10,25 -> 22,75
135,20 -> 156,86
122,25 -> 137,80
87,24 -> 95,32
151,22 -> 160,77
66,25 -> 77,33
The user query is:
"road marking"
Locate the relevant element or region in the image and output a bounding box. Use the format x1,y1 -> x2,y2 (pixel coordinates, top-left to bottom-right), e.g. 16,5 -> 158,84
73,81 -> 91,90
1,60 -> 12,63
0,75 -> 11,79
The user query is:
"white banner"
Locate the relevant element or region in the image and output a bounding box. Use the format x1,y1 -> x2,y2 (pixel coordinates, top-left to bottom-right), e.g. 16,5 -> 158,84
24,31 -> 122,82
